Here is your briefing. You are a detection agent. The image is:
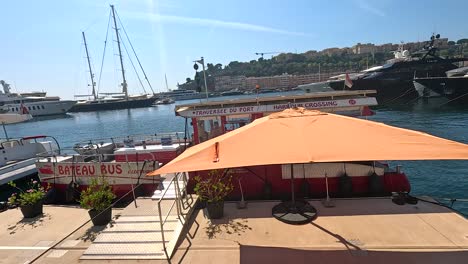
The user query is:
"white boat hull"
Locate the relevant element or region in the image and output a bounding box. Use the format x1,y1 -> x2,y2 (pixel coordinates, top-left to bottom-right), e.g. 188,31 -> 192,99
0,113 -> 32,124
5,100 -> 76,116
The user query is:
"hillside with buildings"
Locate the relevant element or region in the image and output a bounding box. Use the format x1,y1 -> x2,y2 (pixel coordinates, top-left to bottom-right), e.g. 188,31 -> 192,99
179,37 -> 468,93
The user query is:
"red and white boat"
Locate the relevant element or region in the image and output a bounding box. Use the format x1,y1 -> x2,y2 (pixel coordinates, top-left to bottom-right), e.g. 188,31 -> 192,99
36,90 -> 410,201
173,90 -> 410,199
35,133 -> 190,199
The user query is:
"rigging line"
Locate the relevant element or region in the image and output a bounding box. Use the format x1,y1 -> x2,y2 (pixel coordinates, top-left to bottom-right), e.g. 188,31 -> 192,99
404,94 -> 425,105
434,197 -> 468,203
76,40 -> 84,97
380,88 -> 414,106
116,11 -> 155,94
111,18 -> 119,94
97,9 -> 112,96
437,91 -> 468,108
121,38 -> 147,94
81,9 -> 109,33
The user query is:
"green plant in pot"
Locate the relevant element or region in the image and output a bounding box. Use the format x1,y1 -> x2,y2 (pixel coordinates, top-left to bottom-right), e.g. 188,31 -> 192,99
8,179 -> 47,218
79,177 -> 116,226
193,170 -> 234,219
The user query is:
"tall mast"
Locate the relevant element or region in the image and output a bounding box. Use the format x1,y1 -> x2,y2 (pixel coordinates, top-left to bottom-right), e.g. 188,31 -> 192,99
82,32 -> 96,100
165,74 -> 169,92
110,5 -> 128,99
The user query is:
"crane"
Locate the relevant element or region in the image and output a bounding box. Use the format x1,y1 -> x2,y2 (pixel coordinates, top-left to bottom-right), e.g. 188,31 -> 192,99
255,51 -> 282,59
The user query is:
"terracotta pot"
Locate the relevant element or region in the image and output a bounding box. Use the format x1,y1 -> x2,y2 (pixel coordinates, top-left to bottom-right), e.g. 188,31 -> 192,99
206,201 -> 224,219
20,201 -> 43,218
88,207 -> 112,226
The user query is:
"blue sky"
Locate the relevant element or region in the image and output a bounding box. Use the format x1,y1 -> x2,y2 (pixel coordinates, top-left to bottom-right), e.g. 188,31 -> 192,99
1,0 -> 468,99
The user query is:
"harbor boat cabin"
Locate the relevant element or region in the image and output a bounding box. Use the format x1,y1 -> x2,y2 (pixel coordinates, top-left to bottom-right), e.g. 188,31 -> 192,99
174,90 -> 410,200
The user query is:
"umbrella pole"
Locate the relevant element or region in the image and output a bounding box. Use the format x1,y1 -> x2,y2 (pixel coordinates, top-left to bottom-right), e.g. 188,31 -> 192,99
290,164 -> 295,203
271,163 -> 317,224
2,122 -> 8,140
325,173 -> 329,200
322,172 -> 335,207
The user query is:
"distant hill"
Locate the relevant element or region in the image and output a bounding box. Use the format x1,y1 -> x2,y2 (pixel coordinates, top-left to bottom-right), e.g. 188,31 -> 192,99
182,37 -> 468,91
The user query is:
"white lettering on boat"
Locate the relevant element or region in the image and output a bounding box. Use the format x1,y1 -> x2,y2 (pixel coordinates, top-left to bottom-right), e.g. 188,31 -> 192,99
38,162 -> 157,177
179,98 -> 376,117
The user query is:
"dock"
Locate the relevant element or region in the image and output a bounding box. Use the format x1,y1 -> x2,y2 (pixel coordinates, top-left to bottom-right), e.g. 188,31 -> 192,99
1,197 -> 467,263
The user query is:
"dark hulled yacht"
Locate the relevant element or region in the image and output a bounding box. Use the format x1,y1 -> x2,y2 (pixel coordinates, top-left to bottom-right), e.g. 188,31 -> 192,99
328,34 -> 468,105
414,66 -> 468,103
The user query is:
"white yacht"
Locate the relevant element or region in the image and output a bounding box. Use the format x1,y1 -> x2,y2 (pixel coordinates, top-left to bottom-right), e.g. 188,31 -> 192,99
0,80 -> 76,116
155,89 -> 204,101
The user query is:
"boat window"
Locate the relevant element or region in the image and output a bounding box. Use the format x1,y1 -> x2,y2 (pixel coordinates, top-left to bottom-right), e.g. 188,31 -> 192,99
16,107 -> 19,112
197,117 -> 222,143
225,114 -> 251,132
28,106 -> 31,110
32,106 -> 36,110
41,105 -> 45,109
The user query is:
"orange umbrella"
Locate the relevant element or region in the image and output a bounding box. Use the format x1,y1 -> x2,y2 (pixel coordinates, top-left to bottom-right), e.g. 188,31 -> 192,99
149,108 -> 468,176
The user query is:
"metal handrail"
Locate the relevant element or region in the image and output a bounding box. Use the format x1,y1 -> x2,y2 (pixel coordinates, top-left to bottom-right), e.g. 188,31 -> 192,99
156,171 -> 193,259
180,172 -> 194,211
157,174 -> 178,258
163,199 -> 178,225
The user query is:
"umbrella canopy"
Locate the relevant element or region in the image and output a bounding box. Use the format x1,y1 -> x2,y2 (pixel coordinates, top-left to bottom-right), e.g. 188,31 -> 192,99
148,108 -> 468,175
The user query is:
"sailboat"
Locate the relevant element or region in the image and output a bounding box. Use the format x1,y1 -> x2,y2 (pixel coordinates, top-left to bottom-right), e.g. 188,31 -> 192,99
154,74 -> 175,105
154,74 -> 203,101
69,5 -> 157,112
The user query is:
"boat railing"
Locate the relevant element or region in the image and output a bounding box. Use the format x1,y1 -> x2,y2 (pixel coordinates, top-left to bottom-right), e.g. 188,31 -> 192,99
157,171 -> 193,259
73,132 -> 190,147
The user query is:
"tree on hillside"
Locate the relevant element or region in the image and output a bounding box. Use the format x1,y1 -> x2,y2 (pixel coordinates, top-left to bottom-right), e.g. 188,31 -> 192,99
181,38 -> 467,82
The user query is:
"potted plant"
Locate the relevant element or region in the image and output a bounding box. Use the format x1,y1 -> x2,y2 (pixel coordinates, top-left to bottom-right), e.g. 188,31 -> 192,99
79,177 -> 116,226
8,179 -> 47,218
193,170 -> 234,219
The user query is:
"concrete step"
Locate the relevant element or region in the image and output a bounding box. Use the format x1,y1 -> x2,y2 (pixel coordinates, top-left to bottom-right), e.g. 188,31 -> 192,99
94,231 -> 173,243
151,181 -> 185,200
103,221 -> 177,233
81,195 -> 198,261
81,243 -> 166,259
115,215 -> 178,223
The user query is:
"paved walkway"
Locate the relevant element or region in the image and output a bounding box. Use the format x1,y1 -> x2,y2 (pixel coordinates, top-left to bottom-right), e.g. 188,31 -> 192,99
2,198 -> 467,264
0,204 -> 90,264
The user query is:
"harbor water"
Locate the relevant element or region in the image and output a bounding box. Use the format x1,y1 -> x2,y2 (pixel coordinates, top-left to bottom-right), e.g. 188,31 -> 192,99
3,94 -> 468,215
